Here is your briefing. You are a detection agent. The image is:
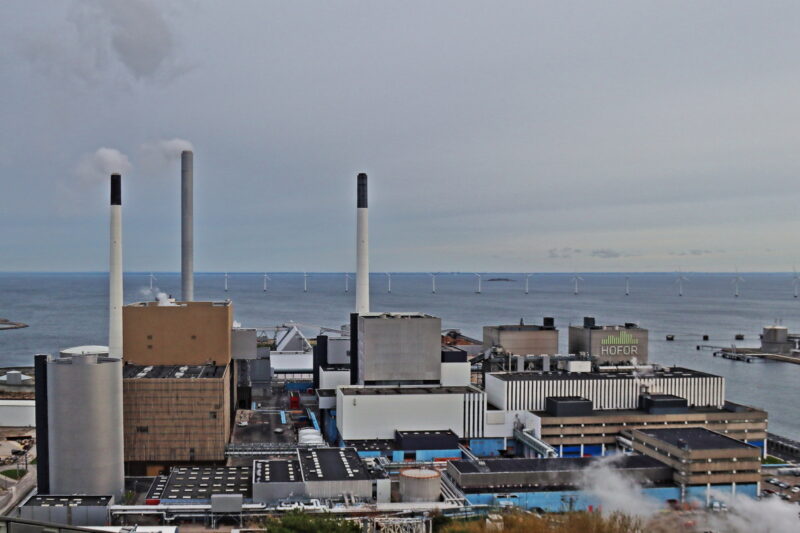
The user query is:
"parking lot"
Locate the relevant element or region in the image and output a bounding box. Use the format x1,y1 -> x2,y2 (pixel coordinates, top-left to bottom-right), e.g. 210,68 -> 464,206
761,472 -> 800,503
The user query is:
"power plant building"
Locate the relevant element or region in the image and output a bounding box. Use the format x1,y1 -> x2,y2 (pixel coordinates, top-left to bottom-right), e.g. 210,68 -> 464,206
355,313 -> 442,385
123,364 -> 231,475
482,320 -> 558,355
485,367 -> 724,412
122,301 -> 233,366
629,427 -> 762,497
36,354 -> 124,499
568,317 -> 648,364
336,385 -> 486,440
530,398 -> 768,457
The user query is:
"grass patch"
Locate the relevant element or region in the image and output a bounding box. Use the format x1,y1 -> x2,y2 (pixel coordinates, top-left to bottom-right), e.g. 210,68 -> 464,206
0,468 -> 27,480
29,458 -> 37,465
762,455 -> 785,465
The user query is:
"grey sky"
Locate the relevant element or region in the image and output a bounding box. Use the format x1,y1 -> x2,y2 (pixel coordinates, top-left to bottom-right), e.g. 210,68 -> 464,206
1,1 -> 799,272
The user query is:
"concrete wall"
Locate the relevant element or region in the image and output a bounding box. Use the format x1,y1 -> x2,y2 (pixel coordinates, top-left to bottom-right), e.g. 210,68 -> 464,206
336,390 -> 465,440
232,329 -> 257,359
252,481 -> 305,502
305,479 -> 372,499
123,301 -> 232,366
320,368 -> 351,390
47,356 -> 124,498
327,337 -> 350,365
483,327 -> 558,355
440,362 -> 471,386
0,400 -> 35,427
358,315 -> 441,384
19,504 -> 110,526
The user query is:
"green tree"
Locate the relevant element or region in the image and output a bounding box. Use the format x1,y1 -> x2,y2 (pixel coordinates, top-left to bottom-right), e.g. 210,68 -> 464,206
263,511 -> 360,533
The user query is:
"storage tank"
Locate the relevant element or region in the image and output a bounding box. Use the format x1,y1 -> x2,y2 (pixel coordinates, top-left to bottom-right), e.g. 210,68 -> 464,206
47,353 -> 124,498
399,468 -> 441,502
298,428 -> 324,445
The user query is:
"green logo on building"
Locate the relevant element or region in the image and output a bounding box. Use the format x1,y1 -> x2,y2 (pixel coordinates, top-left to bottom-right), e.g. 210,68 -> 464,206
601,331 -> 639,345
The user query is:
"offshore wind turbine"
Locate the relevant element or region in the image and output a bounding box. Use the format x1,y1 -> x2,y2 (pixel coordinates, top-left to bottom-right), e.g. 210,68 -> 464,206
524,274 -> 532,294
263,273 -> 270,292
731,268 -> 744,298
474,273 -> 482,294
429,273 -> 437,294
224,272 -> 229,292
344,273 -> 351,293
674,270 -> 689,296
149,272 -> 157,291
303,271 -> 308,293
625,276 -> 630,296
571,274 -> 584,295
385,272 -> 392,293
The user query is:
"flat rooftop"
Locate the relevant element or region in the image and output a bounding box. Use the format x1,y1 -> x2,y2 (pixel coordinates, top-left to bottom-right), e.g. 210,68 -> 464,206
339,386 -> 474,395
491,367 -> 717,382
488,325 -> 555,331
123,364 -> 226,379
535,403 -> 765,419
146,466 -> 252,500
24,495 -> 112,507
396,429 -> 458,439
451,455 -> 665,475
634,427 -> 757,451
359,312 -> 437,320
126,301 -> 231,308
298,447 -> 370,481
345,439 -> 396,453
253,459 -> 302,483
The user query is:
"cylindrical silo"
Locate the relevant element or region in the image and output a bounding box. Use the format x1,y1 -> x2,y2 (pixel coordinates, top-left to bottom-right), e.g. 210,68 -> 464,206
399,468 -> 441,502
47,354 -> 124,498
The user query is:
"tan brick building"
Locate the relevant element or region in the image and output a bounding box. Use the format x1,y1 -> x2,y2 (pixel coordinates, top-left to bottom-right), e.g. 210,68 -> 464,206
123,364 -> 231,475
123,301 -> 232,366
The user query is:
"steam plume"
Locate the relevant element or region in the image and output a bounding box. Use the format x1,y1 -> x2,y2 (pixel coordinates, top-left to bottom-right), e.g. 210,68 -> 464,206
75,148 -> 132,186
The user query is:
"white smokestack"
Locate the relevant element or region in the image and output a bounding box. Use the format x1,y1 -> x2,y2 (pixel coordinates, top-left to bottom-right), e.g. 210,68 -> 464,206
181,150 -> 193,301
109,174 -> 123,358
355,173 -> 369,314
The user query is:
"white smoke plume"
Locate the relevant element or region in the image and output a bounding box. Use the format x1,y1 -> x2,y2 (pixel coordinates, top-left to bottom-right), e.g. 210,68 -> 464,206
75,147 -> 132,186
233,320 -> 242,328
580,455 -> 800,532
139,287 -> 176,306
20,0 -> 185,84
706,490 -> 799,533
140,138 -> 194,165
580,455 -> 660,518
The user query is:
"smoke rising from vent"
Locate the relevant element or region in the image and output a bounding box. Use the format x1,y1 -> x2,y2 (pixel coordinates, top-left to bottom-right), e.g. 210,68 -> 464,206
75,148 -> 132,186
580,455 -> 660,518
580,455 -> 799,532
141,138 -> 194,162
138,287 -> 176,306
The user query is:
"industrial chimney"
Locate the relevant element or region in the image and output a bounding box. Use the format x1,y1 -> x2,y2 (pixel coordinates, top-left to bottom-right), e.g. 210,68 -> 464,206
181,150 -> 194,301
355,173 -> 369,314
108,174 -> 123,358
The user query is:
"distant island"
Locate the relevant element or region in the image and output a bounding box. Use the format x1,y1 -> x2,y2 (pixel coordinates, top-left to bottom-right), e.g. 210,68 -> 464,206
487,277 -> 514,282
0,318 -> 28,330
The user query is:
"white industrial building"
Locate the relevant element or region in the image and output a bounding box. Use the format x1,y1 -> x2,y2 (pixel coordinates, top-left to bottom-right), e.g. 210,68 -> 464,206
0,400 -> 35,427
485,367 -> 725,412
336,385 -> 486,440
